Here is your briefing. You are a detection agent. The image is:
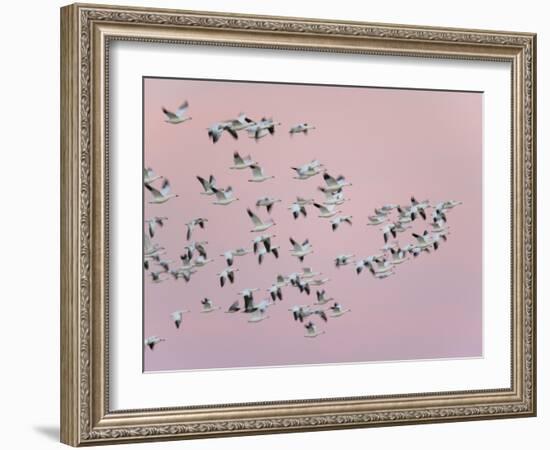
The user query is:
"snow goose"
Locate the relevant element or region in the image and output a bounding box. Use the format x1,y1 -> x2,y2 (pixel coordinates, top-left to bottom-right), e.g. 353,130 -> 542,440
144,167 -> 161,184
295,278 -> 311,295
146,179 -> 179,204
207,122 -> 238,143
220,247 -> 250,266
226,300 -> 241,313
170,267 -> 196,283
433,200 -> 462,211
379,204 -> 398,213
329,302 -> 351,318
247,209 -> 276,232
145,216 -> 167,238
389,247 -> 409,264
268,285 -> 283,301
200,298 -> 220,313
256,196 -> 281,213
304,321 -> 325,338
331,215 -> 353,231
396,207 -> 414,224
313,203 -> 341,219
171,309 -> 190,329
185,218 -> 208,240
196,175 -> 217,195
252,234 -> 276,253
274,274 -> 290,289
354,255 -> 383,275
380,223 -> 397,243
320,188 -> 348,206
247,299 -> 272,323
289,237 -> 313,262
291,160 -> 323,180
247,117 -> 280,140
367,214 -> 387,225
321,172 -> 352,192
211,186 -> 239,205
226,113 -> 256,132
239,288 -> 260,312
192,255 -> 214,267
258,245 -> 279,264
335,254 -> 354,268
412,230 -> 435,251
183,241 -> 208,260
289,123 -> 316,135
218,268 -> 238,288
309,278 -> 330,287
315,289 -> 334,305
296,196 -> 315,207
162,101 -> 191,124
144,336 -> 165,350
300,267 -> 320,279
248,164 -> 274,182
288,201 -> 307,220
154,259 -> 172,272
431,208 -> 447,223
150,271 -> 167,283
230,151 -> 257,170
394,221 -> 412,234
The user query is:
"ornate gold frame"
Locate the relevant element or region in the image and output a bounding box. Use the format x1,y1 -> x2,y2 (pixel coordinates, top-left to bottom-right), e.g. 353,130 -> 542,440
60,3 -> 536,446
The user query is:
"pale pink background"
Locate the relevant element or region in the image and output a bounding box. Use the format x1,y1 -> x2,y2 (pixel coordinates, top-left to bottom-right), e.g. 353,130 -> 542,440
143,77 -> 482,372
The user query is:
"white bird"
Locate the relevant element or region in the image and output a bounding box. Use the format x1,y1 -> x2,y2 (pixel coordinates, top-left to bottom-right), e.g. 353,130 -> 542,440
304,321 -> 325,338
170,267 -> 196,283
321,172 -> 352,192
207,122 -> 238,143
296,197 -> 315,207
335,254 -> 354,268
256,196 -> 281,213
248,164 -> 274,182
239,288 -> 260,313
328,302 -> 351,318
320,188 -> 348,206
144,167 -> 161,184
309,278 -> 330,287
154,258 -> 172,272
252,234 -> 276,254
218,268 -> 238,288
313,203 -> 341,218
291,160 -> 323,180
211,186 -> 239,205
226,300 -> 241,313
433,200 -> 463,211
183,241 -> 208,260
247,299 -> 272,323
150,271 -> 166,283
331,215 -> 353,231
381,223 -> 397,243
396,207 -> 414,224
225,113 -> 256,132
412,230 -> 435,251
145,178 -> 179,204
367,214 -> 387,225
389,247 -> 409,264
220,248 -> 250,266
145,216 -> 167,238
300,267 -> 320,279
185,218 -> 208,240
162,100 -> 191,124
268,285 -> 283,301
354,255 -> 383,275
247,208 -> 276,232
258,245 -> 279,265
315,289 -> 334,305
291,305 -> 328,323
289,237 -> 313,262
171,309 -> 190,329
369,258 -> 395,277
144,235 -> 164,258
289,123 -> 316,135
379,204 -> 398,213
192,255 -> 214,267
144,336 -> 165,350
295,278 -> 312,295
200,298 -> 220,313
394,221 -> 412,234
247,117 -> 280,139
288,201 -> 308,220
230,151 -> 257,170
274,274 -> 290,288
196,175 -> 217,195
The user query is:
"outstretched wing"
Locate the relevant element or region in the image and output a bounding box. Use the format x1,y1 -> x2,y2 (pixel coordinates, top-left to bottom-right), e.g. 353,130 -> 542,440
247,208 -> 262,226
175,101 -> 189,117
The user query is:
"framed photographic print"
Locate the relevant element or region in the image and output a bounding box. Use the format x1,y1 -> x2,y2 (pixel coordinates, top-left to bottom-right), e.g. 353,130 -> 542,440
60,3 -> 537,446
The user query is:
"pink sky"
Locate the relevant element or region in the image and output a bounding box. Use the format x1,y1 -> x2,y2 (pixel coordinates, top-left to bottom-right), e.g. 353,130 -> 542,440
143,77 -> 482,372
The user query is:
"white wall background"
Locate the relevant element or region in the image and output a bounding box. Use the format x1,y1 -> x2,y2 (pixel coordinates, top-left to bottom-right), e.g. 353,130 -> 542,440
0,1 -> 545,449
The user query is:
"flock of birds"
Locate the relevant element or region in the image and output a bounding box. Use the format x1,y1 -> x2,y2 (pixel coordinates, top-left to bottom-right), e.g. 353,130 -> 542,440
144,100 -> 463,351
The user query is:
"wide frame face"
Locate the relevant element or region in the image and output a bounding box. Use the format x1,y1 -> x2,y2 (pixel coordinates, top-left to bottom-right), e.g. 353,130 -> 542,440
60,3 -> 536,446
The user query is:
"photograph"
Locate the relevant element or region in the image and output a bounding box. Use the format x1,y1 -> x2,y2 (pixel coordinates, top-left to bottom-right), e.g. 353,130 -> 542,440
142,77 -> 482,372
